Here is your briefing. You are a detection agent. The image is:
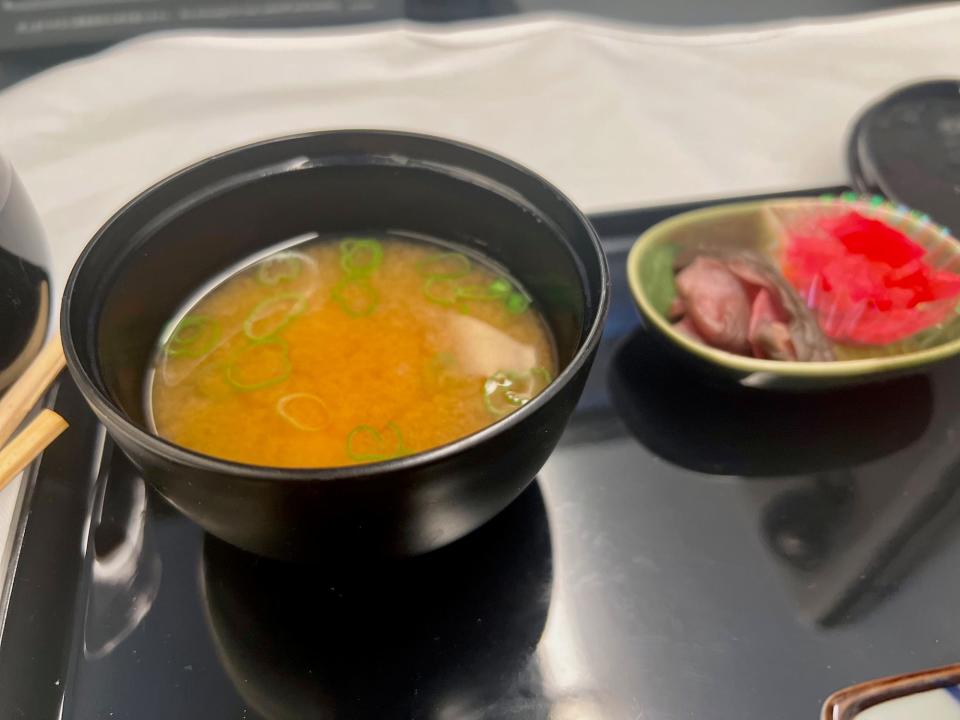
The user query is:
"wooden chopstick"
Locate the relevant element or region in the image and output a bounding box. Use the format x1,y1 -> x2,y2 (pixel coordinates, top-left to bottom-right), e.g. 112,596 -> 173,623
0,334 -> 70,490
0,333 -> 66,448
0,410 -> 68,492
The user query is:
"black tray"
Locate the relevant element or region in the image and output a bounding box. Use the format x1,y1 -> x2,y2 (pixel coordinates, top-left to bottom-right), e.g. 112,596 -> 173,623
5,186 -> 960,720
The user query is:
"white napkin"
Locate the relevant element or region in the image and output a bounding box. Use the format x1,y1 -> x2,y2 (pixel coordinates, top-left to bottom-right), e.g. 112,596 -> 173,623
2,7 -> 960,304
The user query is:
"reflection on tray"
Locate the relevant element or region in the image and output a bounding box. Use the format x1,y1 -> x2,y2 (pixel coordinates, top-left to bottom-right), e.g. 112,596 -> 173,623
760,472 -> 856,573
83,438 -> 162,660
751,458 -> 960,627
608,328 -> 934,477
201,482 -> 553,720
608,327 -> 960,626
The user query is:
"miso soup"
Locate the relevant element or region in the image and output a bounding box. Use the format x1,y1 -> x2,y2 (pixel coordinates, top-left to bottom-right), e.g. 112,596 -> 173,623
147,234 -> 557,467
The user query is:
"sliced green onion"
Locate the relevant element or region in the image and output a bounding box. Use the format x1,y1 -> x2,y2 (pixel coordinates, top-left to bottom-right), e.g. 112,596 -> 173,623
165,315 -> 220,358
340,238 -> 380,255
242,292 -> 308,340
346,422 -> 407,462
483,371 -> 525,417
277,393 -> 330,431
488,277 -> 511,295
530,366 -> 553,386
505,366 -> 552,404
483,370 -> 523,417
339,238 -> 383,278
416,252 -> 471,279
423,277 -> 460,306
225,338 -> 292,392
257,253 -> 303,286
505,292 -> 531,314
332,277 -> 379,316
422,272 -> 525,312
483,367 -> 552,417
457,278 -> 512,301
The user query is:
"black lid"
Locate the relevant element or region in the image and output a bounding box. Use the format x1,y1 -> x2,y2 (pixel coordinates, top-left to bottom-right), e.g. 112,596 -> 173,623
849,79 -> 960,230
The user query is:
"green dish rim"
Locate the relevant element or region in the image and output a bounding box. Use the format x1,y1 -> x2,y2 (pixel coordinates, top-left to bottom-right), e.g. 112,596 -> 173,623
625,197 -> 960,379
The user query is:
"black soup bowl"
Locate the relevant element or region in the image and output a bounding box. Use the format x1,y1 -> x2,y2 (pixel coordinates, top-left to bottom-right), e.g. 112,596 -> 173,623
61,130 -> 609,561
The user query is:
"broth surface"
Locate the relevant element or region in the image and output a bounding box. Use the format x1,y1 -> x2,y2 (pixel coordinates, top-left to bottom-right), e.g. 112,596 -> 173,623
149,235 -> 556,467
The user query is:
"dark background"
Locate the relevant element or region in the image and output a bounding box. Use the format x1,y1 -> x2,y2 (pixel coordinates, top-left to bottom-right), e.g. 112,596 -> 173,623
0,0 -> 937,91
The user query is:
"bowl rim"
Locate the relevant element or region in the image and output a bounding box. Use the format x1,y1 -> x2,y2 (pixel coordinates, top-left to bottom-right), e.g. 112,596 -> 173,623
62,129 -> 610,481
626,196 -> 960,378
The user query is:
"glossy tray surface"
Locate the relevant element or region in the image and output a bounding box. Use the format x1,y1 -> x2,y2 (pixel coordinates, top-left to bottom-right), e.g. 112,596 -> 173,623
4,188 -> 960,720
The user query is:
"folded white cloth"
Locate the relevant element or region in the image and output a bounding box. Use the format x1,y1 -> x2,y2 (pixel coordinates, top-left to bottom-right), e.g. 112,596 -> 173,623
2,7 -> 960,304
1,5 -> 959,577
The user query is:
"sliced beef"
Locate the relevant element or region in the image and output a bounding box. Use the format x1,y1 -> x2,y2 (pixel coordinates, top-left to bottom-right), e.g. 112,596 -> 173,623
674,257 -> 751,354
748,288 -> 797,361
673,315 -> 706,342
674,249 -> 835,362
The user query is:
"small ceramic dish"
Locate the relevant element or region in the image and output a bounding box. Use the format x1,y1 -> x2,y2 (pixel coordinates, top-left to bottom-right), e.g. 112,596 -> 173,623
822,662 -> 960,719
626,195 -> 960,390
